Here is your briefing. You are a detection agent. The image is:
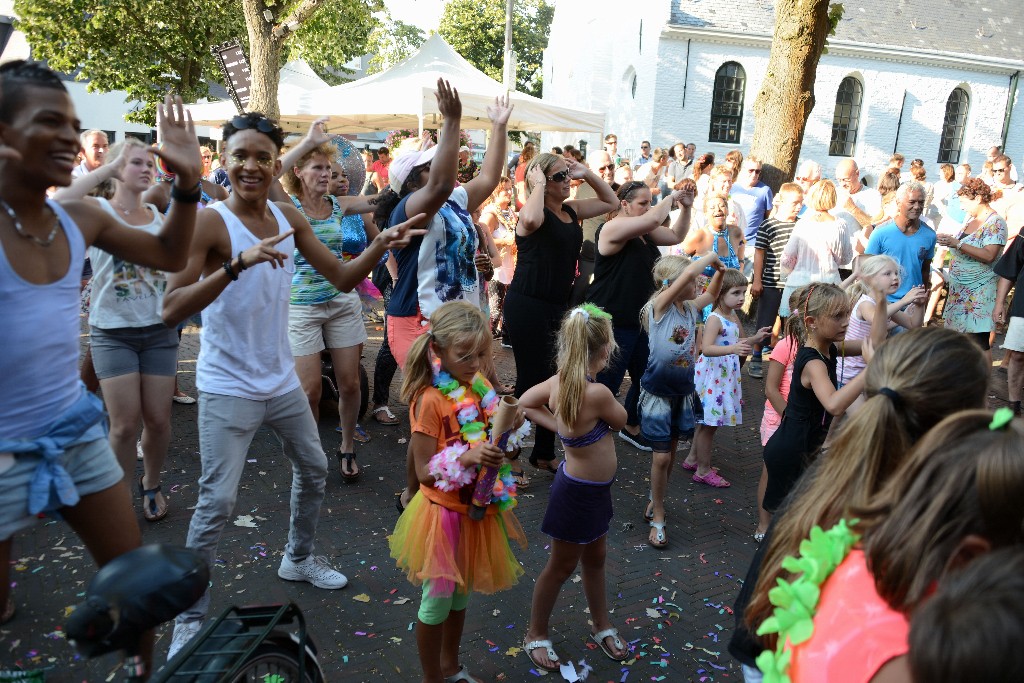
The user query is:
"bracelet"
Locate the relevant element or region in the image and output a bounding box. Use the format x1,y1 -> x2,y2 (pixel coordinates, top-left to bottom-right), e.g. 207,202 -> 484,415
222,259 -> 238,281
171,180 -> 203,204
427,443 -> 474,492
236,251 -> 247,271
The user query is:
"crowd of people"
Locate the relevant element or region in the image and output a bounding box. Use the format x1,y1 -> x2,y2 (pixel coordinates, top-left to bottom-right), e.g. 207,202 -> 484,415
4,62 -> 1024,683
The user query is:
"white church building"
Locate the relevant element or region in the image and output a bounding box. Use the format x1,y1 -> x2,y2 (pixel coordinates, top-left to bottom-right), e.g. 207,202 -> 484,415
541,0 -> 1024,181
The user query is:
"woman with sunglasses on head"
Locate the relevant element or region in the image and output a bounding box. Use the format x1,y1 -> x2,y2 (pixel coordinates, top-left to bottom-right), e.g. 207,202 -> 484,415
503,152 -> 618,473
160,111 -> 425,659
0,60 -> 199,658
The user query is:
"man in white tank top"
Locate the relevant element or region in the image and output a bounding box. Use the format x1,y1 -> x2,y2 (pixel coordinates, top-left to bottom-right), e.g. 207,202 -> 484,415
162,113 -> 424,659
0,61 -> 201,666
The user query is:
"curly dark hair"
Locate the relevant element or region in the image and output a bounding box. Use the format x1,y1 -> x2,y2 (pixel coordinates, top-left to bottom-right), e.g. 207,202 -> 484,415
221,113 -> 286,151
956,176 -> 993,204
0,60 -> 68,123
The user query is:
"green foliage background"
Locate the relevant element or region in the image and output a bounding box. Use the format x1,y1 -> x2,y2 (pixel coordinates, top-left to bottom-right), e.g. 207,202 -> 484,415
14,0 -> 380,124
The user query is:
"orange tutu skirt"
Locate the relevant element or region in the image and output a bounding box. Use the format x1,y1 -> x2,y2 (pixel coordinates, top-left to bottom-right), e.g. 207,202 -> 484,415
389,484 -> 527,596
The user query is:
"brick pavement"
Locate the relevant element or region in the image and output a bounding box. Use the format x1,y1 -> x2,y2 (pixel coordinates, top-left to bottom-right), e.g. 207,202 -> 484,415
2,319 -> 1010,682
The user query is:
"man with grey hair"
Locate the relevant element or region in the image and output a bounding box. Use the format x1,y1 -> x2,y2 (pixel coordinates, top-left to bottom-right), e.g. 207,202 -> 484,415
793,160 -> 822,217
73,129 -> 109,178
834,158 -> 880,228
570,150 -> 617,305
865,181 -> 936,303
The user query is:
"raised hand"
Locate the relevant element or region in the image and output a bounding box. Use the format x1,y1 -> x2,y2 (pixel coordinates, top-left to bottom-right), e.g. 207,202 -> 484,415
486,92 -> 513,126
674,180 -> 696,208
527,164 -> 546,188
151,94 -> 201,184
104,144 -> 129,182
566,159 -> 587,180
435,78 -> 462,121
750,326 -> 773,343
303,117 -> 332,147
240,229 -> 295,270
377,213 -> 428,249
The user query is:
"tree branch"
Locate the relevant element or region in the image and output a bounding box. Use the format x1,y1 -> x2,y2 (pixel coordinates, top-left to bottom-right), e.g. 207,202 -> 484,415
274,0 -> 329,38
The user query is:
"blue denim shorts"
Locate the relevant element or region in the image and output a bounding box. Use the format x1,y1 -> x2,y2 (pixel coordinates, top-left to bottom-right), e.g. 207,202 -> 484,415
639,389 -> 702,452
0,438 -> 123,541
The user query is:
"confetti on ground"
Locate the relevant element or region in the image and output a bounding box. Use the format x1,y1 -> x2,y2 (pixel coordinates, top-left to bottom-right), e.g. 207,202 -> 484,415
352,593 -> 371,602
233,515 -> 258,528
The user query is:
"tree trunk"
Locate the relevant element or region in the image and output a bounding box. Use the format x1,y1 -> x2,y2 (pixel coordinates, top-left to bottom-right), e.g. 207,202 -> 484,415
242,0 -> 284,120
749,0 -> 831,192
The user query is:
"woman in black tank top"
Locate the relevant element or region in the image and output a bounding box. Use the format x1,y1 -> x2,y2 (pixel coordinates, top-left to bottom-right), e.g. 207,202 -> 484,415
504,153 -> 617,471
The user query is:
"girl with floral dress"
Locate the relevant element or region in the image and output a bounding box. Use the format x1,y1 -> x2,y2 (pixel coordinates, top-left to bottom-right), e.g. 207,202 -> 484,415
685,269 -> 771,489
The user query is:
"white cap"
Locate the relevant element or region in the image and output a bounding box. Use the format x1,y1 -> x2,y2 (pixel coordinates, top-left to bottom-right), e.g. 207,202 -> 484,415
389,136 -> 439,194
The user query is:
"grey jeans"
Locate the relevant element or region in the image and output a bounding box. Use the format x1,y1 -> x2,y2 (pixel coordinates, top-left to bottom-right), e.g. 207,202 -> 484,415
178,387 -> 328,623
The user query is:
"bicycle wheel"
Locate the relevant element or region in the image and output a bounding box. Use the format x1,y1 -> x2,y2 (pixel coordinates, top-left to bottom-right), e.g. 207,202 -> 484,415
228,641 -> 322,683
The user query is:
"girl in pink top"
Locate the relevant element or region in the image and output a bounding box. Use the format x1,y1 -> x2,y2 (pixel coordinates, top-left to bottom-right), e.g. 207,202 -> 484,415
839,255 -> 926,389
789,409 -> 1024,682
738,328 -> 988,681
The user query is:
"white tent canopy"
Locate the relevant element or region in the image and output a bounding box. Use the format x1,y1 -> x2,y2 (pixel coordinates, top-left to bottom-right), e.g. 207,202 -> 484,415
186,35 -> 605,135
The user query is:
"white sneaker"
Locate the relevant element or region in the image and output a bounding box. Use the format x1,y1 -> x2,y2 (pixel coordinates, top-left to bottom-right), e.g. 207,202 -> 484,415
278,555 -> 348,589
167,620 -> 203,661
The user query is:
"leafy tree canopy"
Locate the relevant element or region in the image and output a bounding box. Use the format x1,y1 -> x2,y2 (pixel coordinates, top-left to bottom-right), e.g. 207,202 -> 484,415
14,0 -> 380,125
438,0 -> 553,97
365,14 -> 425,75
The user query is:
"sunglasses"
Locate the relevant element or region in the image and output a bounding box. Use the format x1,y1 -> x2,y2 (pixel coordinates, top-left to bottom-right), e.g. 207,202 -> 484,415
548,170 -> 570,182
598,164 -> 614,172
747,168 -> 762,174
993,167 -> 1008,173
230,115 -> 277,134
641,146 -> 650,150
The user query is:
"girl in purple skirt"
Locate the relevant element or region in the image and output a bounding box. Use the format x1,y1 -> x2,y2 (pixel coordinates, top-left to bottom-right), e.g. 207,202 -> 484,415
519,303 -> 631,672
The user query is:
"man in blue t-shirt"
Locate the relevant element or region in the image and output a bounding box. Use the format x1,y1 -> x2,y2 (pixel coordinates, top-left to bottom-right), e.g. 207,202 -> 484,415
865,182 -> 936,302
731,155 -> 774,244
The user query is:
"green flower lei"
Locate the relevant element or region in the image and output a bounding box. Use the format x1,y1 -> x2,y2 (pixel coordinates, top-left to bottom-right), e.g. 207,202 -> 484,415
754,519 -> 861,683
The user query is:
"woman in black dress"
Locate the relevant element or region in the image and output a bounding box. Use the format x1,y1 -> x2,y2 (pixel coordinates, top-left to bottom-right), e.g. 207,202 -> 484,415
504,153 -> 617,471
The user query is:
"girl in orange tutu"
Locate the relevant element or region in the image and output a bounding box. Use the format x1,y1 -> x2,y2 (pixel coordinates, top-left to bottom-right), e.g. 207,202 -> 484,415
389,301 -> 528,683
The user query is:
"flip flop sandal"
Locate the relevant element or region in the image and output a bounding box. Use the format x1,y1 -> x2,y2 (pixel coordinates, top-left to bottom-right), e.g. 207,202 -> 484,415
528,453 -> 559,473
590,627 -> 629,662
337,451 -> 360,481
511,468 -> 530,488
692,470 -> 731,488
372,405 -> 400,425
444,665 -> 477,683
523,638 -> 561,672
138,475 -> 168,522
648,521 -> 668,549
643,498 -> 655,523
